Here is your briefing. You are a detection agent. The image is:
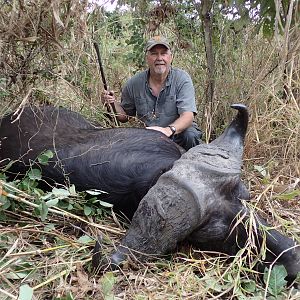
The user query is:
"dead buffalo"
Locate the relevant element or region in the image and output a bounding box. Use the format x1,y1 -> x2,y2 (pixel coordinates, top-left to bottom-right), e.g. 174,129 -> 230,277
0,105 -> 183,219
92,104 -> 300,283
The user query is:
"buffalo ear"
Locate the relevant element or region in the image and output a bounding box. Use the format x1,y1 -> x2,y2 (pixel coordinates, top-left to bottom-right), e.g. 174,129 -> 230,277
235,182 -> 251,201
219,178 -> 250,203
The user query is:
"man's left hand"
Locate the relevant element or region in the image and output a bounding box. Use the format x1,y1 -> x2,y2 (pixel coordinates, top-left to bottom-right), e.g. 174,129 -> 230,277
146,126 -> 173,137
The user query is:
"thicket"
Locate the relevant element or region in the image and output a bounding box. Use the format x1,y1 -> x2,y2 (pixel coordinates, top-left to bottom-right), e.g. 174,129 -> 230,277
0,0 -> 299,299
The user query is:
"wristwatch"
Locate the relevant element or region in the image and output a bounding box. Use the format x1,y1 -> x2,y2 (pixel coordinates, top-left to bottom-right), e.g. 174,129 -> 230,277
168,125 -> 176,138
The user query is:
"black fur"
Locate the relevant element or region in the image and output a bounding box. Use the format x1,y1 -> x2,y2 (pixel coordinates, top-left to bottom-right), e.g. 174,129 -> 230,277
0,105 -> 183,218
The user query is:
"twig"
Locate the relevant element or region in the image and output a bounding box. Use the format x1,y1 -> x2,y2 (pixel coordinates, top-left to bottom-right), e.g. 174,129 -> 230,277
0,288 -> 17,300
0,238 -> 19,264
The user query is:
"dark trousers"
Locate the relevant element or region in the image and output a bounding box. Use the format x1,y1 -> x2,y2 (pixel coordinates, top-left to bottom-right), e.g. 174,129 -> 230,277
172,123 -> 202,151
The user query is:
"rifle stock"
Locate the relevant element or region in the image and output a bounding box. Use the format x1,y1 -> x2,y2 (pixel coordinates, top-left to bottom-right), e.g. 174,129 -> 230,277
94,42 -> 119,126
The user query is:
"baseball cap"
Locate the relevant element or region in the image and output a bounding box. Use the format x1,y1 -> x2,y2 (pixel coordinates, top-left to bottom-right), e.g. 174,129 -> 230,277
145,36 -> 171,51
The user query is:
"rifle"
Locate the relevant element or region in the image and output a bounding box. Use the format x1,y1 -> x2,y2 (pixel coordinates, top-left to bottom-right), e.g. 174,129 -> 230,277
93,42 -> 119,126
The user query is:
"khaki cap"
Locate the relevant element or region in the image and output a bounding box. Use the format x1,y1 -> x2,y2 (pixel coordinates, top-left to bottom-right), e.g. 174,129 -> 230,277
145,36 -> 171,51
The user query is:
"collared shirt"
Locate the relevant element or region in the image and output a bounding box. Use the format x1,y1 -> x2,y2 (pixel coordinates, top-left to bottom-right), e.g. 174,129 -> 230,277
120,67 -> 197,127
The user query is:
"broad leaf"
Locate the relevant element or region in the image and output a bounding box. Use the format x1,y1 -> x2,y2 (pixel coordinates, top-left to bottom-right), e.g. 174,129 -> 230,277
263,265 -> 287,296
99,200 -> 113,208
52,188 -> 70,199
241,279 -> 256,293
100,272 -> 117,300
28,169 -> 42,181
254,165 -> 267,177
46,198 -> 59,207
38,150 -> 53,165
69,184 -> 76,195
86,189 -> 107,195
5,271 -> 29,280
18,284 -> 33,300
37,201 -> 49,221
77,235 -> 93,244
84,205 -> 92,216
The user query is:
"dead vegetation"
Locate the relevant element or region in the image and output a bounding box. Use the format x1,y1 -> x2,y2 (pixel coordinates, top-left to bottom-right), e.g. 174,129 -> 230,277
0,0 -> 299,299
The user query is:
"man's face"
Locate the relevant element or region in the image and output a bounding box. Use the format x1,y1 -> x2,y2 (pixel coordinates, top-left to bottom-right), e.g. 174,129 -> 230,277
146,45 -> 172,76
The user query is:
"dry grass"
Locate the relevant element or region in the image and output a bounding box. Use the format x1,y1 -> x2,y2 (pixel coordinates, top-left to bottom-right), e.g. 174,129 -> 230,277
0,186 -> 299,299
0,1 -> 300,299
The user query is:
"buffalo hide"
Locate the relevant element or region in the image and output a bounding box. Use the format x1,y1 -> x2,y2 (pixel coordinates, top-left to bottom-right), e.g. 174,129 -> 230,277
0,105 -> 183,218
93,104 -> 300,284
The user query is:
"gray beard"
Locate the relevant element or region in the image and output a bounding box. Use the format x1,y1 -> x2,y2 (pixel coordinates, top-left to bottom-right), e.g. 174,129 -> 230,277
154,65 -> 168,75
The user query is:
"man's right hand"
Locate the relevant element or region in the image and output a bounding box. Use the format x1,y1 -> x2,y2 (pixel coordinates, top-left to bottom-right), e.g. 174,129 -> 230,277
100,90 -> 128,123
101,90 -> 116,105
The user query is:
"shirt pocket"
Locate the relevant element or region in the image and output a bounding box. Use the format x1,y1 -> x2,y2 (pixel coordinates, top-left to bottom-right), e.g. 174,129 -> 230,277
163,95 -> 178,116
135,98 -> 148,118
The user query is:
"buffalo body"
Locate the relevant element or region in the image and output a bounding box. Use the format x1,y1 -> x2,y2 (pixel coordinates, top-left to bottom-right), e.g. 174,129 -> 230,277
1,104 -> 299,283
93,104 -> 300,283
0,105 -> 183,218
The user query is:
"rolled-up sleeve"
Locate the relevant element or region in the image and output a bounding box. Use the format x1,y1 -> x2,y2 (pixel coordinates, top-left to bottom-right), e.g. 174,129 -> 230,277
120,83 -> 136,116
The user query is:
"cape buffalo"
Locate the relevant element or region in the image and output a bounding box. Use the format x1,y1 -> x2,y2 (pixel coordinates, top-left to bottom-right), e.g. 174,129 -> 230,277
0,105 -> 183,219
92,104 -> 300,284
1,104 -> 299,283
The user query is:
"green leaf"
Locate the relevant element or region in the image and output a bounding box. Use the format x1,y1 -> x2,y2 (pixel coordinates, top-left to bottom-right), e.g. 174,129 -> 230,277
46,198 -> 59,207
90,197 -> 98,203
40,192 -> 54,200
32,187 -> 44,197
202,277 -> 225,292
241,279 -> 256,293
43,149 -> 54,158
77,235 -> 93,244
38,150 -> 53,165
85,189 -> 106,195
99,200 -> 113,208
264,265 -> 287,296
0,196 -> 11,210
44,224 -> 55,232
254,165 -> 267,177
38,201 -> 49,221
262,18 -> 274,38
5,271 -> 29,279
84,205 -> 92,216
67,203 -> 73,210
0,211 -> 8,221
18,284 -> 34,300
28,168 -> 42,181
100,272 -> 117,300
69,184 -> 76,195
52,188 -> 70,199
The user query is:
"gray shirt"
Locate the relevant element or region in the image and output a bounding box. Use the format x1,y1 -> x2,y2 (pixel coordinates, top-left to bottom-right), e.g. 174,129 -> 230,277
120,67 -> 197,127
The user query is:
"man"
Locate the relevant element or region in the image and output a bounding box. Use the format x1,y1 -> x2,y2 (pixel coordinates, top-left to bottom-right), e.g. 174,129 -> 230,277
101,36 -> 202,150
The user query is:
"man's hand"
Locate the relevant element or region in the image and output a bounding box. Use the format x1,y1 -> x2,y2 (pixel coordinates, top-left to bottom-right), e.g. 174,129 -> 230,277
146,112 -> 194,137
101,90 -> 116,105
100,90 -> 129,123
146,126 -> 173,137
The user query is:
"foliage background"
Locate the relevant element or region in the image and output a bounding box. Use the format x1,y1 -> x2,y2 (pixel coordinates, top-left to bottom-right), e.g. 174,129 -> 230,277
0,0 -> 299,299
